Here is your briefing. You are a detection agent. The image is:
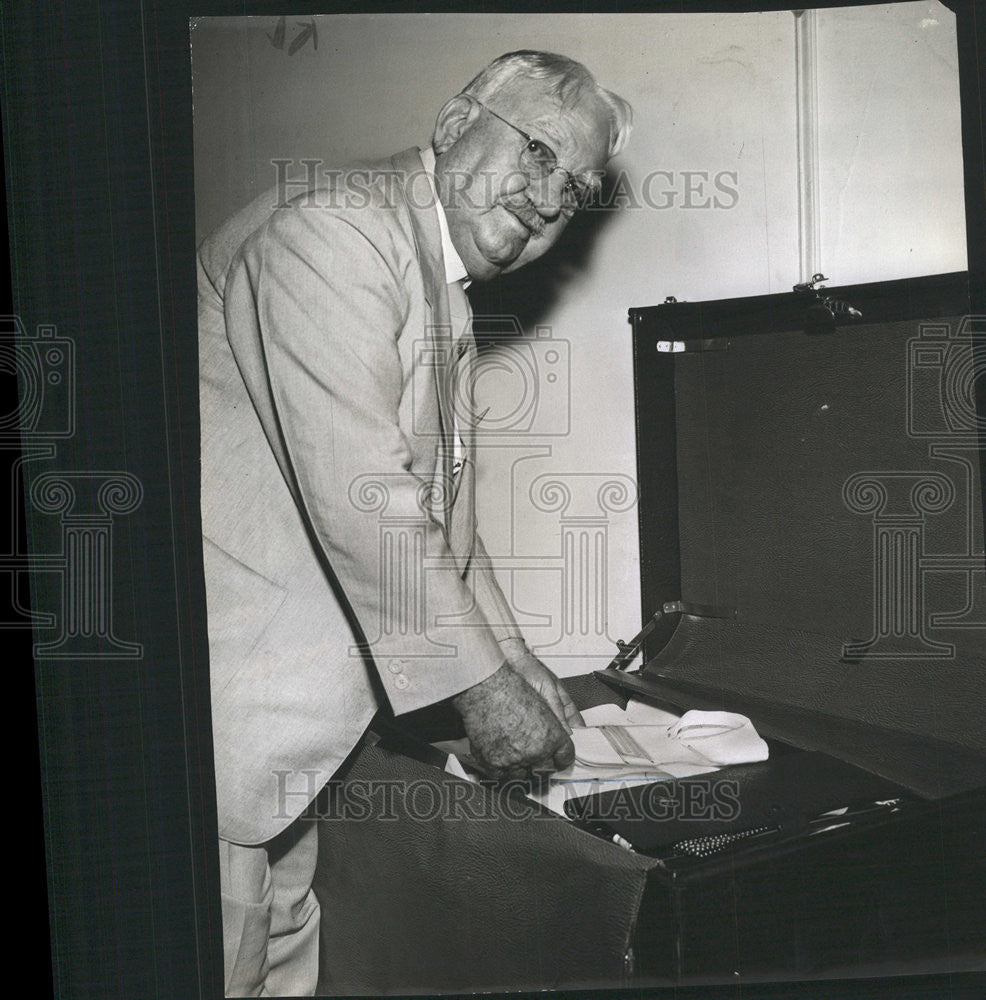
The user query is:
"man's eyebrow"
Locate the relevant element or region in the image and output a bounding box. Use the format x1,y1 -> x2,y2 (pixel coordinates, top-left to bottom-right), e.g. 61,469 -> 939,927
527,116 -> 566,147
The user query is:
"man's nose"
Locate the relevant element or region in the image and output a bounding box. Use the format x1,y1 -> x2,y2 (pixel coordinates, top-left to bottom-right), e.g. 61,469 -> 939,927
525,169 -> 566,218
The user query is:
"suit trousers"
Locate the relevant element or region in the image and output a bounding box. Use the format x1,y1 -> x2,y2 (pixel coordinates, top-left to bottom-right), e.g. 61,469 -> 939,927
220,810 -> 320,997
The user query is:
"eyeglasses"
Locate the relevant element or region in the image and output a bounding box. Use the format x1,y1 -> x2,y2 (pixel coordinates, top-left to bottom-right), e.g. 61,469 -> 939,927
470,98 -> 598,214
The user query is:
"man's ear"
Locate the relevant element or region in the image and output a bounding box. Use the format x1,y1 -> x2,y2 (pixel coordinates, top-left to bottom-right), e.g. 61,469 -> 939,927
432,95 -> 480,154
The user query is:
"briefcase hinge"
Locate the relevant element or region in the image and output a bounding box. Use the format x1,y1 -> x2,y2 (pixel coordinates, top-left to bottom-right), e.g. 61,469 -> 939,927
663,600 -> 737,619
607,611 -> 664,671
793,273 -> 863,333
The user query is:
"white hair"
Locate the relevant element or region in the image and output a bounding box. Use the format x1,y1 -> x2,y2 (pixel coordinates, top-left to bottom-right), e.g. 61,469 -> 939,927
460,50 -> 633,159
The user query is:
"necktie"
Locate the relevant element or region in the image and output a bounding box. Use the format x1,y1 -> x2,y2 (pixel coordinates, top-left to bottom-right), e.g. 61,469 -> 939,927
445,279 -> 473,475
444,279 -> 477,566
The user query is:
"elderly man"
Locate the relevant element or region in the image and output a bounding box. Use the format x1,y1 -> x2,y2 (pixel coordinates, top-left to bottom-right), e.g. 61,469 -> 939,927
197,49 -> 632,996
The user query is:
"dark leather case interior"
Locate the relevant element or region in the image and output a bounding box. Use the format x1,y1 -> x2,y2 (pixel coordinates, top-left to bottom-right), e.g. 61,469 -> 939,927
629,272 -> 985,795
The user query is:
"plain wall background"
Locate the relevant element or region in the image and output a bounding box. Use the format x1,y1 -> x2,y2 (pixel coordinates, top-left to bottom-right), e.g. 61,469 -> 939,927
191,4 -> 967,675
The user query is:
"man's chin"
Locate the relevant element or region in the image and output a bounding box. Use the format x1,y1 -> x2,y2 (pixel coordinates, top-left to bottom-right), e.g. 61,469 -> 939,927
474,233 -> 529,273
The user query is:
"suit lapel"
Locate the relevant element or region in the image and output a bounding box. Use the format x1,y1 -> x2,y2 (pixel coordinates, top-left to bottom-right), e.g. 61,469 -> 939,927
391,148 -> 456,525
391,147 -> 446,311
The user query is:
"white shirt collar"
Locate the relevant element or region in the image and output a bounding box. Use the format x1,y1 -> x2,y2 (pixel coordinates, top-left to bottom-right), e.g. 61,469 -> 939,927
419,145 -> 469,286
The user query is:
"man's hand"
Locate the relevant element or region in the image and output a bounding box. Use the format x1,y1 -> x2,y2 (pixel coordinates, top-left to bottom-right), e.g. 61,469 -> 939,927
452,663 -> 575,780
499,641 -> 585,732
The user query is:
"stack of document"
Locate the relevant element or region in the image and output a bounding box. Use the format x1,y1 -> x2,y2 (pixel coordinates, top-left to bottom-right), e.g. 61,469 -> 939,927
567,702 -> 768,776
440,701 -> 769,819
533,703 -> 768,816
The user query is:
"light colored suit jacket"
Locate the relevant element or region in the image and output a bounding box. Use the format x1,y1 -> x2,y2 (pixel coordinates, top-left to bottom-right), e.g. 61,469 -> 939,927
198,147 -> 520,845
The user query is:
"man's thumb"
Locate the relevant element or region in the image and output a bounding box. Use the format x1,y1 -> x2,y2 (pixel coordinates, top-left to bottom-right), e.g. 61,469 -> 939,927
552,734 -> 575,770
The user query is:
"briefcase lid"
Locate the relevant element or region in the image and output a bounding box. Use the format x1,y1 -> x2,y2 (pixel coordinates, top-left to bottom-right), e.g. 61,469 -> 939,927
628,271 -> 985,795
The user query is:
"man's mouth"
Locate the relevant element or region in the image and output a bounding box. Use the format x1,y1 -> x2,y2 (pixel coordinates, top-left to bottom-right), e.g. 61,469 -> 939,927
502,203 -> 545,238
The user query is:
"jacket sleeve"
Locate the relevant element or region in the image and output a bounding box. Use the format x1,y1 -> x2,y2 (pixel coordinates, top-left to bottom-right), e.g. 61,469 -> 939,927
225,201 -> 505,714
468,533 -> 525,645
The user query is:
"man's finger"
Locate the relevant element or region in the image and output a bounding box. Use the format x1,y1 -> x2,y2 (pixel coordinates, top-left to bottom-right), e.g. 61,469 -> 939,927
536,680 -> 574,734
558,686 -> 585,729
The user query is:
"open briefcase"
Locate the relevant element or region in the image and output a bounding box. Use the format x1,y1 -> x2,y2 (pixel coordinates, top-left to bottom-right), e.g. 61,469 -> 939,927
312,270 -> 986,993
